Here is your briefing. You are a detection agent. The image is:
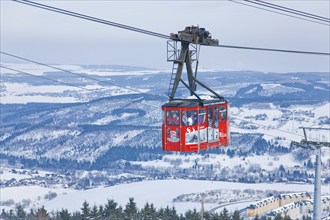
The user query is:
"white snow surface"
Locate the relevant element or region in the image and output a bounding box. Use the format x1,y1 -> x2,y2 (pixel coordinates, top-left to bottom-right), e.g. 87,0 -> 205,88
36,179 -> 330,214
0,185 -> 75,211
1,63 -> 83,76
260,83 -> 304,96
132,153 -> 298,172
231,102 -> 330,144
1,95 -> 79,104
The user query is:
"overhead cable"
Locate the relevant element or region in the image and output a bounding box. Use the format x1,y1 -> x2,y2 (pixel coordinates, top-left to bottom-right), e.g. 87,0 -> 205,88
11,0 -> 330,56
231,115 -> 306,139
244,0 -> 330,23
215,44 -> 330,56
0,65 -> 94,91
252,0 -> 330,22
0,65 -> 160,108
1,51 -> 168,99
229,0 -> 329,26
11,0 -> 169,39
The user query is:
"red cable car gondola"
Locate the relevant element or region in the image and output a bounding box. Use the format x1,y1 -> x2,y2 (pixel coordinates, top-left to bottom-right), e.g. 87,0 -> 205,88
162,99 -> 230,152
162,26 -> 230,152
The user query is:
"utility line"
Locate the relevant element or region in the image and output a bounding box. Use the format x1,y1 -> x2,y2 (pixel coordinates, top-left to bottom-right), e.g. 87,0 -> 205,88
243,0 -> 330,24
215,44 -> 329,56
230,124 -> 294,141
11,0 -> 330,56
0,65 -> 161,108
231,115 -> 306,139
252,0 -> 330,22
228,0 -> 329,26
11,0 -> 169,39
1,51 -> 168,99
0,65 -> 94,92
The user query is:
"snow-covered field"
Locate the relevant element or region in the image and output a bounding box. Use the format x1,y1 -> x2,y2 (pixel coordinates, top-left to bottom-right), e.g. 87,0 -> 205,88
231,102 -> 330,144
132,153 -> 300,171
0,63 -> 156,104
1,179 -> 329,214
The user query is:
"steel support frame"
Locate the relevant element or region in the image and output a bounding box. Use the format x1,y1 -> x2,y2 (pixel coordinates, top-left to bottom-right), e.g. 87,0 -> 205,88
167,40 -> 222,101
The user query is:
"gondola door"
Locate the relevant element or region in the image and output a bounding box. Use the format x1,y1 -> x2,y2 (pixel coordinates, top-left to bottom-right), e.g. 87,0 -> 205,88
163,109 -> 181,151
197,107 -> 207,151
219,104 -> 229,146
207,105 -> 220,148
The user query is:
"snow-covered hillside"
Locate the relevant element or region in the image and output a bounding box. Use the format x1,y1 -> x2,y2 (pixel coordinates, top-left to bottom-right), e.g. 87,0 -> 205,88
1,178 -> 329,214
1,64 -> 329,217
1,64 -> 329,163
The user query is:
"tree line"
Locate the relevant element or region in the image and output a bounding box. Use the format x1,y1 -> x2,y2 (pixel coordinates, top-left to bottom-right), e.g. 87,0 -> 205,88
0,198 -> 313,220
1,198 -> 245,220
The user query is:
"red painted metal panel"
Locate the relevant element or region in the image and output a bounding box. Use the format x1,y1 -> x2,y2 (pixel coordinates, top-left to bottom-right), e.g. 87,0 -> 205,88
162,102 -> 230,152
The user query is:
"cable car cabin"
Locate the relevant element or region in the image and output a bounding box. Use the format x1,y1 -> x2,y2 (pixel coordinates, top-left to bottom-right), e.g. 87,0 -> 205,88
162,99 -> 230,152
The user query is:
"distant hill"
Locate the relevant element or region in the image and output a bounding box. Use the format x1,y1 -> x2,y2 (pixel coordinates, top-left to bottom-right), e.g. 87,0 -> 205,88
1,64 -> 329,169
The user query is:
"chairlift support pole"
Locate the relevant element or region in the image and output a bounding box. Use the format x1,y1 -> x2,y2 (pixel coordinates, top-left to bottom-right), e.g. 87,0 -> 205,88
291,127 -> 330,220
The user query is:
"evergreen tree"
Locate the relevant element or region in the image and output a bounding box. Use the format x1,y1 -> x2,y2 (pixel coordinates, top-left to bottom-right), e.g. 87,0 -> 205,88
307,159 -> 313,169
210,212 -> 222,220
125,198 -> 139,220
98,205 -> 104,218
8,210 -> 15,219
36,206 -> 49,220
117,206 -> 125,219
58,209 -> 71,220
27,208 -> 36,220
253,215 -> 260,220
202,211 -> 211,220
140,202 -> 157,219
71,211 -> 82,220
90,204 -> 99,219
283,214 -> 292,220
184,208 -> 200,220
159,206 -> 179,220
232,210 -> 242,220
274,214 -> 283,220
157,207 -> 165,219
81,200 -> 90,219
104,199 -> 120,219
219,208 -> 230,220
0,209 -> 8,219
164,206 -> 172,217
170,206 -> 180,220
16,204 -> 26,219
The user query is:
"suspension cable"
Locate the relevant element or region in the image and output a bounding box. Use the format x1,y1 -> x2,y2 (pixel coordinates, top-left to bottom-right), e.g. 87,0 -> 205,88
11,0 -> 330,56
1,51 -> 169,99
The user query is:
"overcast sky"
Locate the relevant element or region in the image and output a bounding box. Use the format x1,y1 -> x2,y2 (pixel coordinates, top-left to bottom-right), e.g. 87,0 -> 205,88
1,0 -> 329,72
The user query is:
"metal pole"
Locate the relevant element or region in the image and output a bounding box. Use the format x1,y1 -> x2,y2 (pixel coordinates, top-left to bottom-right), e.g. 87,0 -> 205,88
313,147 -> 321,220
291,127 -> 330,219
